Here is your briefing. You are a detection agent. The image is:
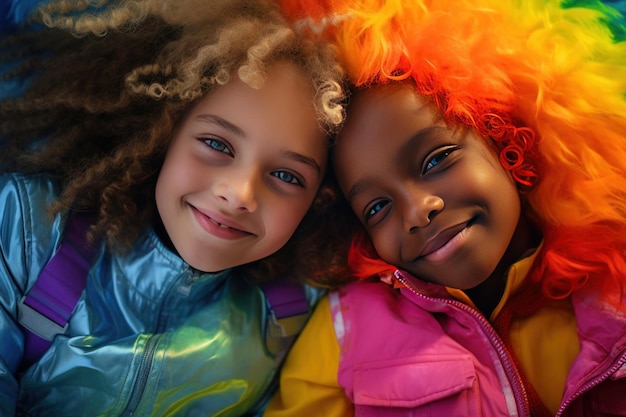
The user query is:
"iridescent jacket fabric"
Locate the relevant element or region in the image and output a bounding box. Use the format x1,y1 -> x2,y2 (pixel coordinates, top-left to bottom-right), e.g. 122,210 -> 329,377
0,172 -> 321,416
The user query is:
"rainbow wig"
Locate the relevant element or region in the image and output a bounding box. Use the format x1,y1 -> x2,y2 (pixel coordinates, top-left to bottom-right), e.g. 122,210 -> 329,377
281,0 -> 626,303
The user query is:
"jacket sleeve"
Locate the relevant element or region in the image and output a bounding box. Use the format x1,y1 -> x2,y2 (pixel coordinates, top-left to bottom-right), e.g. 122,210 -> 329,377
0,173 -> 59,416
262,295 -> 354,417
0,174 -> 29,415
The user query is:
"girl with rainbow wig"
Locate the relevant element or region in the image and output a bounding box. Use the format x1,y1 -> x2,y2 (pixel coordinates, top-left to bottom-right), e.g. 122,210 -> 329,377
264,0 -> 626,416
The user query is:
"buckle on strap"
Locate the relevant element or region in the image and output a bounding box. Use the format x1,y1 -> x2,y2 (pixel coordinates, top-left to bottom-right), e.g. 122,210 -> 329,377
18,296 -> 68,341
267,310 -> 309,338
265,309 -> 310,357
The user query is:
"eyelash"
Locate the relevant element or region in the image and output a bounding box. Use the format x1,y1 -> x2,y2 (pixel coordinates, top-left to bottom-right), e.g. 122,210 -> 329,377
271,171 -> 303,186
202,137 -> 304,187
423,146 -> 457,173
364,199 -> 390,222
204,138 -> 233,155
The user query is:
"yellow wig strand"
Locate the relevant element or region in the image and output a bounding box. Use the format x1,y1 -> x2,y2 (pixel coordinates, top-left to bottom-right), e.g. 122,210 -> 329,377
282,0 -> 626,301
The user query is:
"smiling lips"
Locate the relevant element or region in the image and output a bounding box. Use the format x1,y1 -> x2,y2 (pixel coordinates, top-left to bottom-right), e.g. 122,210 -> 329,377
417,222 -> 470,262
190,205 -> 253,239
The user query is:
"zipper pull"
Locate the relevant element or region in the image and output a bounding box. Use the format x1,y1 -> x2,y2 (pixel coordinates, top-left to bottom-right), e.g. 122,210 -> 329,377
177,268 -> 197,297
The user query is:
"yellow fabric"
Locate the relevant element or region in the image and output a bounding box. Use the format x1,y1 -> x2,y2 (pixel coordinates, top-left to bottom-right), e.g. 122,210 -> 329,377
263,296 -> 353,416
265,254 -> 579,416
447,253 -> 579,414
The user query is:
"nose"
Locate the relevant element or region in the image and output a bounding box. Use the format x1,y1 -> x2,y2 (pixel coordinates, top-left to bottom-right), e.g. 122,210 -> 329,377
402,185 -> 444,232
213,168 -> 259,212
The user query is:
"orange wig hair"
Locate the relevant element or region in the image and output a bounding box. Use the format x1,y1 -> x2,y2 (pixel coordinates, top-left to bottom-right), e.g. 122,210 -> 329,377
281,0 -> 626,302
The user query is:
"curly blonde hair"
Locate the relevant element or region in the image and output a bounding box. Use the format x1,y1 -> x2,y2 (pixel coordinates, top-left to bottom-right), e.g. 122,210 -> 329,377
0,0 -> 347,282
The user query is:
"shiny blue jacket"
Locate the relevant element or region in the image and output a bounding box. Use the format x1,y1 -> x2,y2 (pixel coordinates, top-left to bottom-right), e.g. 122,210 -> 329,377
0,172 -> 322,416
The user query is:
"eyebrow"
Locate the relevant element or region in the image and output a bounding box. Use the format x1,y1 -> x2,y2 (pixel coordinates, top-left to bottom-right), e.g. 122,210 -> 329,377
345,125 -> 447,203
197,114 -> 321,176
196,114 -> 245,137
283,150 -> 322,176
397,125 -> 449,160
346,180 -> 372,204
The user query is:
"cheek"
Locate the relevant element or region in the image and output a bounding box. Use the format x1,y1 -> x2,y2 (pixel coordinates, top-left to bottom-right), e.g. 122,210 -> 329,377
154,146 -> 199,222
485,169 -> 520,211
368,226 -> 401,265
157,148 -> 206,197
465,162 -> 517,204
499,183 -> 522,232
264,196 -> 315,244
154,165 -> 172,214
155,155 -> 186,207
477,169 -> 522,246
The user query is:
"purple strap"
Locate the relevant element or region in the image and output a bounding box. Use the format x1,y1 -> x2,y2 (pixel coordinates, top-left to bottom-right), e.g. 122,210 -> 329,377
18,212 -> 99,367
261,278 -> 310,361
260,279 -> 309,318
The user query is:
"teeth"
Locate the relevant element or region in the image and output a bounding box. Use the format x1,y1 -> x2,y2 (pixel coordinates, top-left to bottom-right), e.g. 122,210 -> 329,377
210,218 -> 231,229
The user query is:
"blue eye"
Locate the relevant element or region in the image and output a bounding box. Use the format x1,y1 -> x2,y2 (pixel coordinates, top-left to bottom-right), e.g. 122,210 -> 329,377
366,200 -> 390,220
424,147 -> 455,173
204,138 -> 233,155
271,170 -> 302,186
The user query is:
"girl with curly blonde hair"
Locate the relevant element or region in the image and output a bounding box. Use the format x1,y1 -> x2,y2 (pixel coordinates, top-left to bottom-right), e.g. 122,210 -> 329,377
0,0 -> 347,415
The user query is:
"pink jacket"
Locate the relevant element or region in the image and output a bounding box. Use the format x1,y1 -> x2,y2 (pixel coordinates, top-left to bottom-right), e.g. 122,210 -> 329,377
330,269 -> 626,417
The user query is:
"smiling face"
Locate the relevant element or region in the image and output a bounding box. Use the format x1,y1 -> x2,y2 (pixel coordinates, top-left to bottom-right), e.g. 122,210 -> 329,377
334,83 -> 534,289
155,62 -> 327,272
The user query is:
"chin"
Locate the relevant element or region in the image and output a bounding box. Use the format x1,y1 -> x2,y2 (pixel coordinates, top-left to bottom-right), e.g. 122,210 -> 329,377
183,253 -> 224,273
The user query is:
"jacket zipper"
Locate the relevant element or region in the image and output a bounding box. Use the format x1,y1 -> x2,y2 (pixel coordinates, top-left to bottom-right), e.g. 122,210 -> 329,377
119,333 -> 161,417
394,270 -> 531,417
555,354 -> 626,416
177,268 -> 199,297
118,268 -> 199,416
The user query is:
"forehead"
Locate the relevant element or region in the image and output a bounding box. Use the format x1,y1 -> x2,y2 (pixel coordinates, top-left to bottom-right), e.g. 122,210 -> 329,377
186,61 -> 327,157
334,83 -> 436,166
195,61 -> 315,115
351,83 -> 427,118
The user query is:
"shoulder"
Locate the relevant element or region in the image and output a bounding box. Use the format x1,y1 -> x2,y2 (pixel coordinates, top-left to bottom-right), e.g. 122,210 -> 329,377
330,279 -> 397,322
0,172 -> 63,288
330,278 -> 442,347
0,172 -> 61,223
329,280 -> 393,343
332,278 -> 399,308
0,172 -> 60,200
